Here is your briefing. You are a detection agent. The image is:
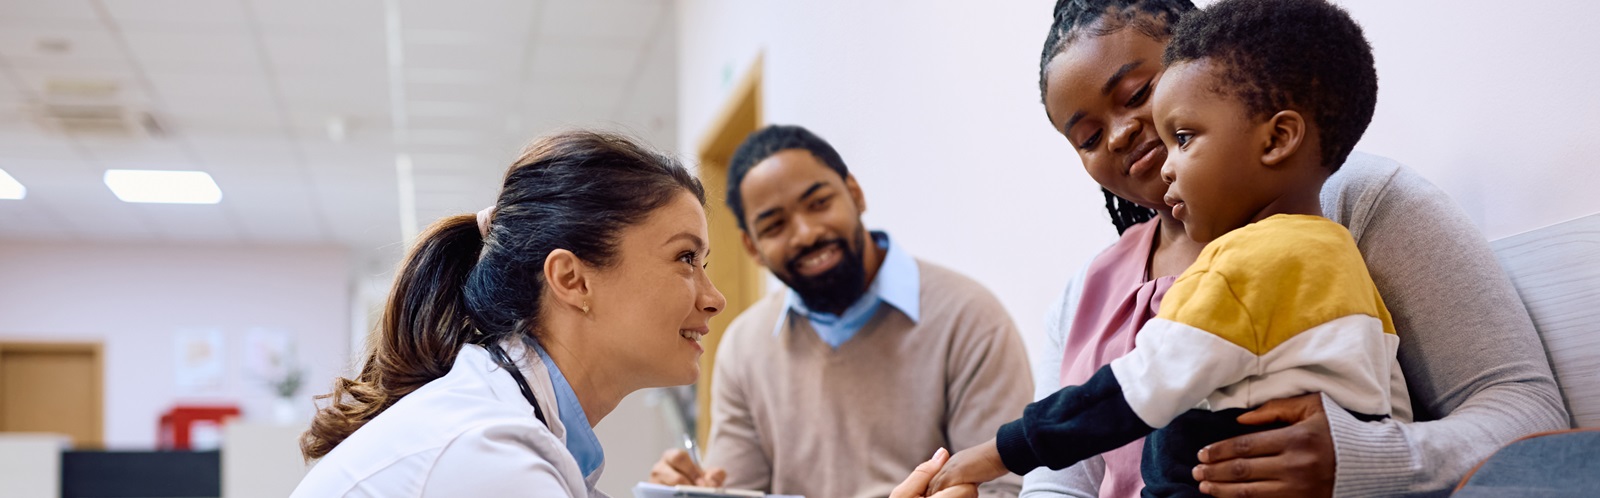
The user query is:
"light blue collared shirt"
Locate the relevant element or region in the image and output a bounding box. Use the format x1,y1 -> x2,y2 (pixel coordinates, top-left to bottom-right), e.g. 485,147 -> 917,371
775,231 -> 920,347
531,341 -> 604,479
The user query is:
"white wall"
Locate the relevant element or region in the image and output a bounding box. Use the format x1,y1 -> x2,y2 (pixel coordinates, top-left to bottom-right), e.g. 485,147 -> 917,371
0,242 -> 351,449
1331,0 -> 1600,239
678,0 -> 1600,362
679,0 -> 1116,364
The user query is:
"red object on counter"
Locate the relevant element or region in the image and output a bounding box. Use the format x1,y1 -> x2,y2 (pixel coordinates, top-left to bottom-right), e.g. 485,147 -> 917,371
157,405 -> 240,450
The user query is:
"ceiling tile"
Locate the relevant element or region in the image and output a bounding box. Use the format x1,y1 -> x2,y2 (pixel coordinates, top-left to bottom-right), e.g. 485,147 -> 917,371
412,172 -> 497,195
132,202 -> 241,242
120,31 -> 264,73
0,162 -> 94,205
161,111 -> 284,136
100,0 -> 250,31
8,64 -> 147,104
300,141 -> 393,175
22,167 -> 155,240
76,137 -> 190,166
404,79 -> 516,106
406,128 -> 487,147
408,152 -> 495,173
0,0 -> 677,252
143,72 -> 277,116
405,67 -> 498,86
414,200 -> 488,227
0,0 -> 100,29
276,72 -> 390,130
285,111 -> 392,144
247,0 -> 384,34
403,35 -> 524,74
0,26 -> 124,63
0,74 -> 19,99
398,0 -> 537,34
261,31 -> 386,75
0,131 -> 82,162
185,134 -> 299,171
524,76 -> 628,111
313,181 -> 399,248
529,42 -> 637,79
538,0 -> 662,42
404,113 -> 504,135
610,16 -> 676,144
0,198 -> 75,240
407,100 -> 496,118
211,172 -> 327,243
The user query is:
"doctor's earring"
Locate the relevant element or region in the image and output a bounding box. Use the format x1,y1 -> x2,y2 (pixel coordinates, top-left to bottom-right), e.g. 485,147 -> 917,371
581,301 -> 590,315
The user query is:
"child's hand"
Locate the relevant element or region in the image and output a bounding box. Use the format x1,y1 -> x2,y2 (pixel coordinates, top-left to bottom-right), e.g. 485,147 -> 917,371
891,448 -> 978,498
925,438 -> 1009,496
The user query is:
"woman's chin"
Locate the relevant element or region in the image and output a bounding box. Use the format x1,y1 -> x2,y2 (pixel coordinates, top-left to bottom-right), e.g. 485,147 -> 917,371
664,364 -> 700,387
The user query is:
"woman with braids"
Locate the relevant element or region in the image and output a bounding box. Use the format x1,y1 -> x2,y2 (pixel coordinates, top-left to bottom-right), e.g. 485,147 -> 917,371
291,131 -> 727,497
1012,1 -> 1567,497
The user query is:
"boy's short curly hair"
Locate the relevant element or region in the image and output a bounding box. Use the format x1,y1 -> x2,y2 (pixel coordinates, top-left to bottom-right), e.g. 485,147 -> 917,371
1164,0 -> 1377,170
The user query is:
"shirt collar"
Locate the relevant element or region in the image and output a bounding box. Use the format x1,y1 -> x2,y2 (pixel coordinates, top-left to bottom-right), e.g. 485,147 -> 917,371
530,341 -> 605,479
776,230 -> 921,335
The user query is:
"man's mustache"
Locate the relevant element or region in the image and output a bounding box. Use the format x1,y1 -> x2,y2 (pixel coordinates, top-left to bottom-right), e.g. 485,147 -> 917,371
785,239 -> 848,271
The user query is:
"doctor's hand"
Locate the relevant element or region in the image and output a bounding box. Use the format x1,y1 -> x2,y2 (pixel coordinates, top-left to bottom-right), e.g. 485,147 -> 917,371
925,439 -> 1008,496
891,448 -> 978,498
1195,393 -> 1335,498
649,449 -> 727,487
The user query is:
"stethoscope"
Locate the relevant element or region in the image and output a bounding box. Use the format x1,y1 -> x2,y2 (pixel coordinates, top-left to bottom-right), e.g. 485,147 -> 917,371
484,340 -> 549,427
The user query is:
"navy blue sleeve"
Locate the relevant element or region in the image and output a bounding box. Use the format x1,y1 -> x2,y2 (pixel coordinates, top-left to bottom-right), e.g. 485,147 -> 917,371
994,365 -> 1155,475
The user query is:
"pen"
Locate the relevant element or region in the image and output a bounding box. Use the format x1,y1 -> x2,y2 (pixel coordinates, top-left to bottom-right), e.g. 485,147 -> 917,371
682,433 -> 703,468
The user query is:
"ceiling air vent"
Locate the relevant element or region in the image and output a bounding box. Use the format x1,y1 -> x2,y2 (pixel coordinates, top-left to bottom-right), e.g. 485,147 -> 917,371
33,78 -> 167,138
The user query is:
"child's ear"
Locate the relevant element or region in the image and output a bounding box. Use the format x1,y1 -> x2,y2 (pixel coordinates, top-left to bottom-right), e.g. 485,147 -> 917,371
1261,110 -> 1307,168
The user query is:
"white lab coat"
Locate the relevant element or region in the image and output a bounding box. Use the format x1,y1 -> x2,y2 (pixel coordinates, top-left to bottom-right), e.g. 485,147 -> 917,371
291,341 -> 607,497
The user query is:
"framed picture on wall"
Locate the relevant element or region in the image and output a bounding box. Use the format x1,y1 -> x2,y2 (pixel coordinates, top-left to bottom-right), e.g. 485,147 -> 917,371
173,328 -> 224,392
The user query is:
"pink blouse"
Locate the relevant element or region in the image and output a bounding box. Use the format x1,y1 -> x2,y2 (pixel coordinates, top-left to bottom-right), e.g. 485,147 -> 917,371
1061,219 -> 1175,498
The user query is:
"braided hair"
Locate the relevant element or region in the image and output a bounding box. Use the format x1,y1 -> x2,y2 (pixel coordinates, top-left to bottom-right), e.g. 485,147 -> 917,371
1102,189 -> 1155,235
1040,0 -> 1194,235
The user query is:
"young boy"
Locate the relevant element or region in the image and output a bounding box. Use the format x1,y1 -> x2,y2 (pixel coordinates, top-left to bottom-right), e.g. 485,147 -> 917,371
927,0 -> 1409,496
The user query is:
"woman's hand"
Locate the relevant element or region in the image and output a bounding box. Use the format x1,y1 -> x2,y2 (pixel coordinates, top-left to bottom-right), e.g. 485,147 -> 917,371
1194,393 -> 1336,498
649,449 -> 727,487
892,448 -> 979,498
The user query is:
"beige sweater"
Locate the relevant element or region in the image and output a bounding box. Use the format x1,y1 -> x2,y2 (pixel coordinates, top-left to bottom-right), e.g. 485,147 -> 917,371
706,259 -> 1033,498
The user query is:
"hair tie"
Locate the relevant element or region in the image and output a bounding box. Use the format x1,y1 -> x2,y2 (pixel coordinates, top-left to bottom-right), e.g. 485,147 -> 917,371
475,206 -> 495,238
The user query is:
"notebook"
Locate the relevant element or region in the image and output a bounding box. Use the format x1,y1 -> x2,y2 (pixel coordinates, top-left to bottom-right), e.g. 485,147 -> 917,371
631,482 -> 803,498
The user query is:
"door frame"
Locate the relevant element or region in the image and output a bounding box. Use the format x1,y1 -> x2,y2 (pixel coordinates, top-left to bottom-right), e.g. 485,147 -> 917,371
693,53 -> 768,445
0,341 -> 105,448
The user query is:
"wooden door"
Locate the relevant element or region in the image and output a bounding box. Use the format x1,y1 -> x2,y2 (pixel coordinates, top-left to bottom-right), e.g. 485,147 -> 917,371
693,54 -> 768,445
0,342 -> 104,448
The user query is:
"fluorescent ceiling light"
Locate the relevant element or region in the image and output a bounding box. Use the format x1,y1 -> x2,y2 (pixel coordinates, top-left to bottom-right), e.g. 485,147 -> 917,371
103,169 -> 222,204
0,168 -> 23,200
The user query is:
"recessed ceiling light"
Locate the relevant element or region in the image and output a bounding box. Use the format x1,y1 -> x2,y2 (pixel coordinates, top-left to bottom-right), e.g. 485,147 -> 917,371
0,168 -> 24,200
103,169 -> 222,204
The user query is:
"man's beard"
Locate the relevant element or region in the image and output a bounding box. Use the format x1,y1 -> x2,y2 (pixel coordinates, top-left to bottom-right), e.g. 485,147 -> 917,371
778,228 -> 868,315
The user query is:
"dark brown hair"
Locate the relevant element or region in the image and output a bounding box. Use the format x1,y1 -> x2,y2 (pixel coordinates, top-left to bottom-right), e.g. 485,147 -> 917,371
300,131 -> 705,460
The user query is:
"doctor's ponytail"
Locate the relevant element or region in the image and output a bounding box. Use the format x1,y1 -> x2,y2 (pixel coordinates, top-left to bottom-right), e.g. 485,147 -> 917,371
300,131 -> 704,461
300,215 -> 483,460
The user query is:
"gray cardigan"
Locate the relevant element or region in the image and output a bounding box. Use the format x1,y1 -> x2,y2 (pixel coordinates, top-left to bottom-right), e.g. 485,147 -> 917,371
1022,152 -> 1569,497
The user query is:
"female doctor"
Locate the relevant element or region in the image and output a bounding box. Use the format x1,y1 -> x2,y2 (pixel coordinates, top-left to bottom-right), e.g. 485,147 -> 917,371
292,131 -> 727,497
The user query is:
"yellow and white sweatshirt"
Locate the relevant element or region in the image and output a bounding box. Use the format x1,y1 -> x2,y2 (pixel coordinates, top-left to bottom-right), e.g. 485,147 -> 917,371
996,214 -> 1409,474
